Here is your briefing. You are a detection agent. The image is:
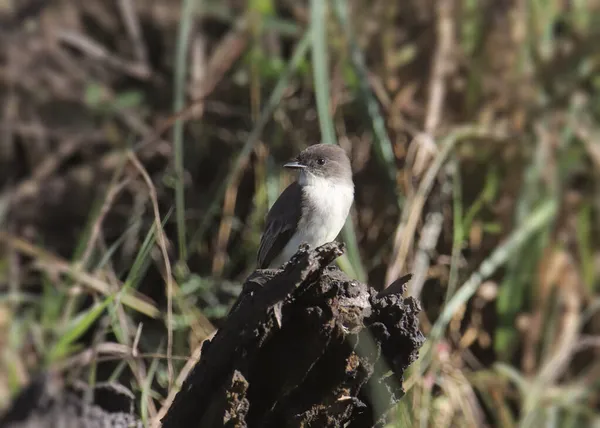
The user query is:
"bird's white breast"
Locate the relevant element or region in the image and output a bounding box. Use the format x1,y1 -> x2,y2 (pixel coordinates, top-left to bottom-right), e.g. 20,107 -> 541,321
269,174 -> 354,268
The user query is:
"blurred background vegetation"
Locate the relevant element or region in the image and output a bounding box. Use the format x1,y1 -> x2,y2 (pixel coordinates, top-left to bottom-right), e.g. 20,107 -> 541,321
0,0 -> 599,426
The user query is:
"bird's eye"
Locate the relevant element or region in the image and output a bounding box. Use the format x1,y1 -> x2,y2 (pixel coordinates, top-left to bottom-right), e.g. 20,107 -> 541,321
317,158 -> 326,166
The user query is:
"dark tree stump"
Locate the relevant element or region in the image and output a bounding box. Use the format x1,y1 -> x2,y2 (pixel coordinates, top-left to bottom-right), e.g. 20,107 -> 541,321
162,242 -> 425,428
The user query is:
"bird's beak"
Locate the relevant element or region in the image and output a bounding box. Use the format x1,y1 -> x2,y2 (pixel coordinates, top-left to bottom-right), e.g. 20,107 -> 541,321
283,161 -> 306,169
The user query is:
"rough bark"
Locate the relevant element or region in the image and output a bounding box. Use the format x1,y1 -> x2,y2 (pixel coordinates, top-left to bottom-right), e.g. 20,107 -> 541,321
162,242 -> 425,428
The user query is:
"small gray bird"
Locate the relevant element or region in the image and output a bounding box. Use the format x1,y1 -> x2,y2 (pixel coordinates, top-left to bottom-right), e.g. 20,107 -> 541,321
257,144 -> 354,269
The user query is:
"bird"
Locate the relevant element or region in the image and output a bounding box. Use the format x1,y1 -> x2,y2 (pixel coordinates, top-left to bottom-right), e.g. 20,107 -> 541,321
257,143 -> 354,269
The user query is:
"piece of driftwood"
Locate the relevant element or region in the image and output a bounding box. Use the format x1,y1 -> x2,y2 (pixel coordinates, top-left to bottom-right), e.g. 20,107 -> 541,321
162,242 -> 425,428
0,373 -> 143,428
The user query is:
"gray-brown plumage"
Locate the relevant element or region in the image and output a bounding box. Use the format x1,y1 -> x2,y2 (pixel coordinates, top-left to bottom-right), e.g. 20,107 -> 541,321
257,144 -> 354,269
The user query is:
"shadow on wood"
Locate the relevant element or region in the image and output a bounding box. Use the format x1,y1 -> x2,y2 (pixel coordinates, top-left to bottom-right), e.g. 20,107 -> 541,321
162,242 -> 425,428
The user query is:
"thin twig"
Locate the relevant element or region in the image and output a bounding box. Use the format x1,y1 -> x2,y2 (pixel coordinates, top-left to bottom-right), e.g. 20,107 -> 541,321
152,334 -> 215,427
212,166 -> 245,275
385,126 -> 493,286
57,30 -> 150,79
117,0 -> 149,67
409,211 -> 443,297
127,151 -> 175,389
424,0 -> 454,135
430,199 -> 557,341
79,179 -> 130,269
132,323 -> 143,358
190,31 -> 207,118
0,231 -> 159,317
390,0 -> 455,294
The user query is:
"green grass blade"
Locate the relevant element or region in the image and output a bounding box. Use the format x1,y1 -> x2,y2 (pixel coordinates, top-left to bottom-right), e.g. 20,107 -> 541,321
40,275 -> 66,328
332,0 -> 398,192
430,199 -> 557,341
310,0 -> 336,146
309,1 -> 367,281
93,218 -> 141,271
71,154 -> 127,265
446,158 -> 463,302
495,133 -> 549,358
576,203 -> 595,291
124,208 -> 172,291
339,221 -> 367,282
47,295 -> 115,363
140,355 -> 160,426
173,0 -> 199,262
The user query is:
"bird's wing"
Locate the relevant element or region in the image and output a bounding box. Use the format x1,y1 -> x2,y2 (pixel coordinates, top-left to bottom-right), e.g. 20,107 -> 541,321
257,181 -> 303,269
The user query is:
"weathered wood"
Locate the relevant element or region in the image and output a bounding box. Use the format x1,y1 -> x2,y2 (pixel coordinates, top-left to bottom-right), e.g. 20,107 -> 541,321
162,242 -> 425,428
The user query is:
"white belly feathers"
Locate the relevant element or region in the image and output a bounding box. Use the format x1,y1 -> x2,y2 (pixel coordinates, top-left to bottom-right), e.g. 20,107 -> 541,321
268,174 -> 354,268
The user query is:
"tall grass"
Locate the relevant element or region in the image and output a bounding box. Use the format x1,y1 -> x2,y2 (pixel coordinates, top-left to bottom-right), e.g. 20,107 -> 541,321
1,0 -> 599,426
